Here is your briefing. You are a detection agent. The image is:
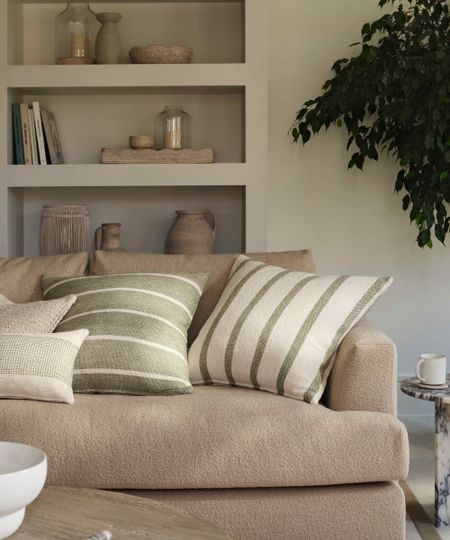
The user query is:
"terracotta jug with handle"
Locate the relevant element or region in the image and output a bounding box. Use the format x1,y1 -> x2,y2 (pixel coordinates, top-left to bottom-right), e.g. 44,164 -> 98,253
95,223 -> 124,251
165,211 -> 217,255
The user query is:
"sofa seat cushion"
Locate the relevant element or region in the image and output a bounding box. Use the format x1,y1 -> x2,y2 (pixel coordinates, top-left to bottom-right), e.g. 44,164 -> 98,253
0,386 -> 408,490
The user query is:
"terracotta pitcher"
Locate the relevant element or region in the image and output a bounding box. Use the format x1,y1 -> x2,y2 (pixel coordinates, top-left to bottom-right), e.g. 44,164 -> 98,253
95,223 -> 124,251
165,211 -> 217,255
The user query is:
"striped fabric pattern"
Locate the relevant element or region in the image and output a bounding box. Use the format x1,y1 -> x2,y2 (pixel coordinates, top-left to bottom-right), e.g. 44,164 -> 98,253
0,329 -> 88,404
43,272 -> 208,395
188,256 -> 393,404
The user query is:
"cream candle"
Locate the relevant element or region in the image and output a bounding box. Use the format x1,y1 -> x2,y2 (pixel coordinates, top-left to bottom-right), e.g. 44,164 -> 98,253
71,34 -> 89,57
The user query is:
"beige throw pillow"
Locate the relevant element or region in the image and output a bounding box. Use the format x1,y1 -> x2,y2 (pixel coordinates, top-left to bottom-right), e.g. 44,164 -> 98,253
0,294 -> 77,334
0,329 -> 89,404
0,253 -> 88,303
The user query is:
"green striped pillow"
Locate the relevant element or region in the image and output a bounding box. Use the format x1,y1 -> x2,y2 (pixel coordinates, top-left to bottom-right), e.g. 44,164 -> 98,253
188,255 -> 392,404
43,272 -> 208,395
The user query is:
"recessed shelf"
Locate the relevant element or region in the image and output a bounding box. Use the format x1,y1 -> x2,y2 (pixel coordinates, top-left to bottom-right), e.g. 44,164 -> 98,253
4,65 -> 248,89
7,87 -> 246,164
3,163 -> 249,188
20,0 -> 244,3
14,185 -> 245,257
8,1 -> 245,65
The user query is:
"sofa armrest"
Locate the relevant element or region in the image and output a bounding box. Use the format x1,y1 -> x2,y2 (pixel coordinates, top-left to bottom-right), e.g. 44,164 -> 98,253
325,319 -> 397,415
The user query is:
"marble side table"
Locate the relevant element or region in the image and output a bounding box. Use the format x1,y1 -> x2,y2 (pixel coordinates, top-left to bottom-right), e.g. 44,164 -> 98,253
401,377 -> 450,528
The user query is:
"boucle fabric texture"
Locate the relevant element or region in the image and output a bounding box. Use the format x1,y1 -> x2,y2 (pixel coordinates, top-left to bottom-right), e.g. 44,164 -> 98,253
327,318 -> 398,415
0,294 -> 77,334
0,386 -> 408,489
42,272 -> 209,395
90,250 -> 316,345
0,329 -> 88,404
0,252 -> 88,303
189,255 -> 393,404
144,482 -> 405,540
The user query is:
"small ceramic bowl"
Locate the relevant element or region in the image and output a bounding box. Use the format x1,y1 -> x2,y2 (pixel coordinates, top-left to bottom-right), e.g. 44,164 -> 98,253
129,135 -> 155,149
129,45 -> 193,64
0,442 -> 47,539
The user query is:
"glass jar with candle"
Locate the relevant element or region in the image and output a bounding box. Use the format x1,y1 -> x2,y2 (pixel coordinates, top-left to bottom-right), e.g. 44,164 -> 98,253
55,2 -> 96,65
155,106 -> 191,150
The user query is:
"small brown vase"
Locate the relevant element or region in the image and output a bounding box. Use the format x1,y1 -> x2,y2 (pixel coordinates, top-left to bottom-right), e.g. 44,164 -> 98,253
95,223 -> 125,251
165,211 -> 217,255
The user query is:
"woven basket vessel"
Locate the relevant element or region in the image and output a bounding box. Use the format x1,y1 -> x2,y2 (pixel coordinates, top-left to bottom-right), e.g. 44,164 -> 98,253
40,204 -> 90,256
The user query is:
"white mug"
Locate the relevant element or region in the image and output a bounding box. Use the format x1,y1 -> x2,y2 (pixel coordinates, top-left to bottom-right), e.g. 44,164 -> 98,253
416,354 -> 447,385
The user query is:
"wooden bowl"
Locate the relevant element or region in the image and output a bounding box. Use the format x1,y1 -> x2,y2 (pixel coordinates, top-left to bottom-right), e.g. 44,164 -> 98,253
129,45 -> 193,64
129,135 -> 155,149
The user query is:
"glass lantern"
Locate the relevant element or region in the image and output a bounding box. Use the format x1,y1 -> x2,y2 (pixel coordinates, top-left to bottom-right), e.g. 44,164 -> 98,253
55,2 -> 96,65
155,106 -> 191,150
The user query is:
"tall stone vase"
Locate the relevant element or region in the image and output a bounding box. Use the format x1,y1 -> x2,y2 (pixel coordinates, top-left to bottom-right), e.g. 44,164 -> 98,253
95,12 -> 122,64
165,211 -> 217,255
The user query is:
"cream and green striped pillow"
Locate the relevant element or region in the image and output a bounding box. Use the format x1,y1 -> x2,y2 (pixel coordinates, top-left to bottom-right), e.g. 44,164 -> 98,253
188,255 -> 392,404
43,272 -> 208,395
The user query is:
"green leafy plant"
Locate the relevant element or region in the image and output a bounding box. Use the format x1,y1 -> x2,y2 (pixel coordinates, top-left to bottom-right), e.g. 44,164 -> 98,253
291,0 -> 450,248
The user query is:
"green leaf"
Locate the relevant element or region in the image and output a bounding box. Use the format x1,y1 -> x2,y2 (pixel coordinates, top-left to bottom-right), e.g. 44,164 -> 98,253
361,22 -> 371,36
418,229 -> 431,248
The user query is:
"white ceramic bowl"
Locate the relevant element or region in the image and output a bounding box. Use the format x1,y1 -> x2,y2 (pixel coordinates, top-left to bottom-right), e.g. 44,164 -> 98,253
0,442 -> 47,539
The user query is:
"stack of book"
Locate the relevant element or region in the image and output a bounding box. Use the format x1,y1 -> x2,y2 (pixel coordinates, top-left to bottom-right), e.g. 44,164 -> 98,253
12,102 -> 64,165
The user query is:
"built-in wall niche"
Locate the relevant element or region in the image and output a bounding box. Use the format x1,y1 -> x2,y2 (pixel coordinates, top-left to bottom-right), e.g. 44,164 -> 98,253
11,185 -> 245,257
8,1 -> 245,66
7,86 -> 245,164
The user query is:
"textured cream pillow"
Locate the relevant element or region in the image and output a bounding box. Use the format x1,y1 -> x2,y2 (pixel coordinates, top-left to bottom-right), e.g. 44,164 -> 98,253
189,256 -> 393,404
0,294 -> 77,334
0,329 -> 89,404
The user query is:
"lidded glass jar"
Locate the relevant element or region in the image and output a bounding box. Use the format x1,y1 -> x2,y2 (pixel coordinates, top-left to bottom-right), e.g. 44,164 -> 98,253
55,2 -> 96,65
156,106 -> 191,150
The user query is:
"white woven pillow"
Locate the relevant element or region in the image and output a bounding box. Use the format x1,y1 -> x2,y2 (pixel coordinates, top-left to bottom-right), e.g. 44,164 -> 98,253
0,329 -> 89,404
188,255 -> 393,404
0,294 -> 77,334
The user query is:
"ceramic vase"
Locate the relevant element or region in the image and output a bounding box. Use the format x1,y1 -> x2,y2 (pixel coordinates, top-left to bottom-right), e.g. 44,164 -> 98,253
95,12 -> 122,64
40,204 -> 90,255
165,211 -> 217,255
95,223 -> 124,251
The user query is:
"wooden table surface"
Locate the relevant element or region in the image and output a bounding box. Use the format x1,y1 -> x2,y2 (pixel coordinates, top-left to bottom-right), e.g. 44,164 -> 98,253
12,486 -> 229,540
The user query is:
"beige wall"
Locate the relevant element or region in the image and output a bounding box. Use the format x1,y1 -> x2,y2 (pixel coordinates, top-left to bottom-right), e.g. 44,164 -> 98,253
268,0 -> 450,401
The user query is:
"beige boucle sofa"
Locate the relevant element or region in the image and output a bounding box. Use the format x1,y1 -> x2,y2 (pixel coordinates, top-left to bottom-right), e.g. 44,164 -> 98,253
0,250 -> 409,540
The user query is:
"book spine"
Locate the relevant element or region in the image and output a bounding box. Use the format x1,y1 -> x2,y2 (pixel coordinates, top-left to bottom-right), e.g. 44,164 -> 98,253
48,112 -> 64,164
20,103 -> 32,165
40,108 -> 57,165
12,104 -> 24,165
28,107 -> 38,165
32,101 -> 47,165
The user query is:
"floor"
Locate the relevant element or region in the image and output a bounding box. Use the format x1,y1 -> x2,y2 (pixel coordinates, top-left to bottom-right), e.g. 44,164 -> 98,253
403,415 -> 450,539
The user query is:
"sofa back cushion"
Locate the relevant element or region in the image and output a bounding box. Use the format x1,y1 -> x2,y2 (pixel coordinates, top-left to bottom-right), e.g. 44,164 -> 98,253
0,253 -> 89,303
90,250 -> 315,344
